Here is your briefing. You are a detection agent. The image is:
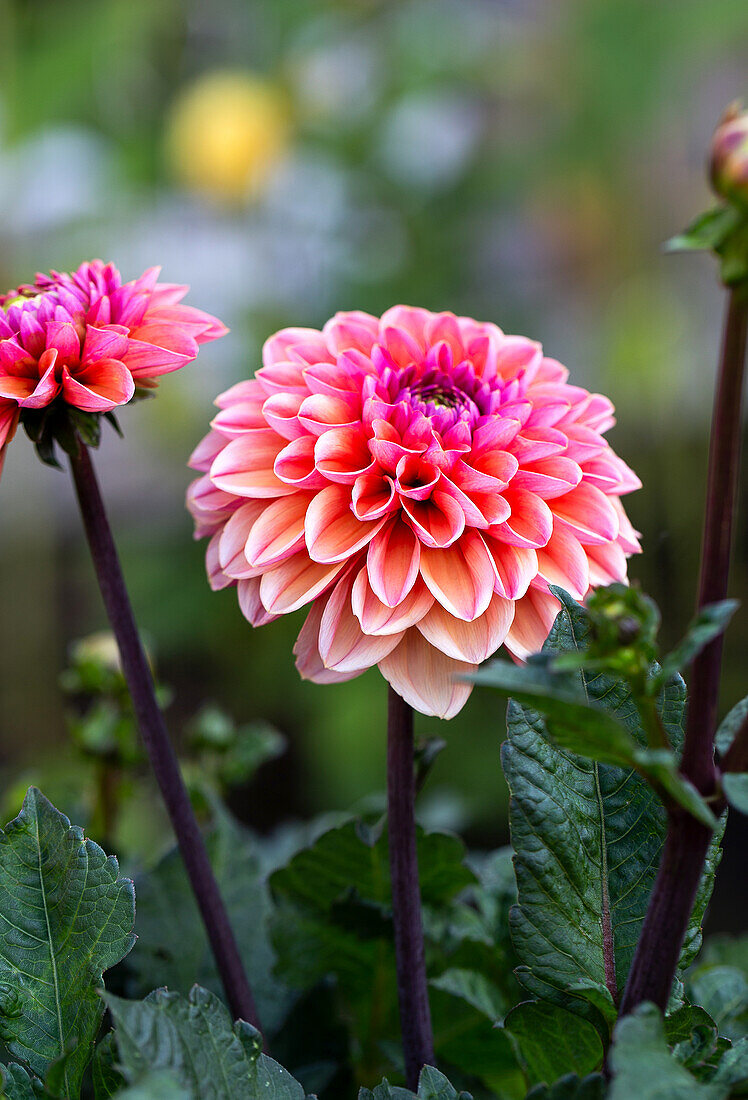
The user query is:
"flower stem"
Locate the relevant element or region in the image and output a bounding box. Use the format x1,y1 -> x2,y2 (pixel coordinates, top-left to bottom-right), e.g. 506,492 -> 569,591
619,286 -> 748,1017
387,686 -> 435,1089
69,442 -> 261,1030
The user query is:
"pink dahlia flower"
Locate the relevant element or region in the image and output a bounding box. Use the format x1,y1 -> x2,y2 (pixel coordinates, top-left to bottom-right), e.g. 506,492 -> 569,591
0,259 -> 226,421
188,307 -> 641,718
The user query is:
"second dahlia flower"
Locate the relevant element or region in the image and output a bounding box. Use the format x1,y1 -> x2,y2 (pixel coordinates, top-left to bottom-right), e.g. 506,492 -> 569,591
189,307 -> 641,718
0,260 -> 226,476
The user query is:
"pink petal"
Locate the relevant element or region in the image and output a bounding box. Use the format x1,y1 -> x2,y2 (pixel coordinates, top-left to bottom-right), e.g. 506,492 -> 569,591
366,519 -> 421,607
401,490 -> 466,548
298,392 -> 360,436
551,481 -> 619,546
587,540 -> 629,586
511,456 -> 583,500
352,568 -> 434,635
189,430 -> 228,472
61,360 -> 135,411
217,501 -> 266,577
305,484 -> 385,564
490,488 -> 553,549
293,594 -> 361,684
263,328 -> 333,368
261,392 -> 306,440
419,531 -> 495,621
314,426 -> 375,483
237,577 -> 279,627
352,473 -> 397,521
82,325 -> 129,364
45,320 -> 80,362
211,400 -> 268,436
318,572 -> 403,672
504,587 -> 561,661
483,538 -> 538,600
210,432 -> 294,498
378,629 -> 475,719
206,531 -> 234,591
416,594 -> 514,663
535,526 -> 590,601
245,492 -> 310,568
260,553 -> 346,614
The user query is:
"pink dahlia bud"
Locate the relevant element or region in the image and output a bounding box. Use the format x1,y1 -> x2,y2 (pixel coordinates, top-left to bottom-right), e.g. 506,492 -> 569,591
0,259 -> 226,424
709,102 -> 748,206
188,308 -> 641,719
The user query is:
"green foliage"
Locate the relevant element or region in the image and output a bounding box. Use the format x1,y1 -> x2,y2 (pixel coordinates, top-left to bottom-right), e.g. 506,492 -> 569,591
120,807 -> 289,1035
104,985 -> 309,1100
0,788 -> 135,1098
608,1004 -> 748,1099
502,1002 -> 603,1085
495,590 -> 721,1038
524,1075 -> 605,1100
667,204 -> 748,287
358,1065 -> 473,1099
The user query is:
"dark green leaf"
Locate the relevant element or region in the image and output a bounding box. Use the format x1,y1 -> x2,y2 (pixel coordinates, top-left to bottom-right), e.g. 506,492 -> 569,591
723,773 -> 748,814
716,697 -> 748,757
653,602 -> 739,690
711,1037 -> 748,1092
665,206 -> 742,253
110,1070 -> 189,1098
0,1063 -> 46,1099
500,591 -> 717,1033
664,1006 -> 720,1073
524,1074 -> 605,1100
104,985 -> 310,1099
91,1032 -> 126,1099
0,788 -> 135,1098
122,809 -> 290,1035
358,1065 -> 473,1099
609,1005 -> 726,1098
502,1001 -> 603,1086
687,966 -> 748,1043
477,643 -> 715,827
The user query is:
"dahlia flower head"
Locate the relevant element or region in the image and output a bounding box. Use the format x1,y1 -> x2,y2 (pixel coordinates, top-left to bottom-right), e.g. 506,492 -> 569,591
0,259 -> 226,474
189,307 -> 641,718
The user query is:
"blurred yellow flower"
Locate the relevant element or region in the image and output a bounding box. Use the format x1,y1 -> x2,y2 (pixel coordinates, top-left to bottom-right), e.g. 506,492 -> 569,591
165,72 -> 290,204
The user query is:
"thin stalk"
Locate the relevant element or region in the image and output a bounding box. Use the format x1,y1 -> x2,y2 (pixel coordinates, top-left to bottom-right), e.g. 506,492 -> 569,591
619,287 -> 748,1017
69,442 -> 261,1030
387,687 -> 435,1089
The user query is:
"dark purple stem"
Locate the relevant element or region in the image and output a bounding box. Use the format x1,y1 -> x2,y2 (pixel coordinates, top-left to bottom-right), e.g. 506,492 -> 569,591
619,287 -> 748,1017
69,442 -> 261,1030
387,687 -> 435,1089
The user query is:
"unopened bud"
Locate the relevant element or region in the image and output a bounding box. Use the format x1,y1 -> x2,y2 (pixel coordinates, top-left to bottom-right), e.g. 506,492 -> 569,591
710,101 -> 748,206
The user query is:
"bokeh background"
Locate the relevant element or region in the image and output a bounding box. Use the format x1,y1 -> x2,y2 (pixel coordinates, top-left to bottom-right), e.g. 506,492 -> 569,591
0,0 -> 747,926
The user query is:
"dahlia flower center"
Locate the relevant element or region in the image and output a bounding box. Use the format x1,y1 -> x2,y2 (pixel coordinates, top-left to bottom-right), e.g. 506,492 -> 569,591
388,357 -> 502,429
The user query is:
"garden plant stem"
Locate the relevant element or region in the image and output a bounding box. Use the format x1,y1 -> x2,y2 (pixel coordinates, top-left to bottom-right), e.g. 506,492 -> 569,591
619,287 -> 748,1016
387,687 -> 435,1089
69,442 -> 261,1030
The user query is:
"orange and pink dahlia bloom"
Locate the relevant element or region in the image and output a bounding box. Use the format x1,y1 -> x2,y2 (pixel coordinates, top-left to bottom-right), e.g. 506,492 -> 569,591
0,261 -> 226,469
188,307 -> 641,718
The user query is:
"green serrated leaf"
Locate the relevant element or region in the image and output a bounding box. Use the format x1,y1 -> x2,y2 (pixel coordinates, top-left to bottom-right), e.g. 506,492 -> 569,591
664,1006 -> 720,1073
122,810 -> 289,1035
609,1004 -> 726,1099
476,645 -> 715,827
358,1065 -> 473,1100
0,1063 -> 46,1099
500,591 -> 718,1028
0,788 -> 135,1098
105,985 -> 309,1100
502,1001 -> 603,1086
652,602 -> 739,691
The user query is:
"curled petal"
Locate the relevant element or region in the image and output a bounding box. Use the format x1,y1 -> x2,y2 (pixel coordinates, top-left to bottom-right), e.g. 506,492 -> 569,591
367,519 -> 421,607
504,587 -> 561,661
352,569 -> 434,635
378,629 -> 475,719
237,577 -> 279,627
245,492 -> 310,569
535,525 -> 590,601
483,538 -> 538,600
218,501 -> 266,577
419,530 -> 495,621
61,360 -> 135,411
318,572 -> 403,672
260,552 -> 346,614
211,432 -> 293,498
416,594 -> 514,663
551,481 -> 619,546
305,484 -> 385,564
293,594 -> 362,685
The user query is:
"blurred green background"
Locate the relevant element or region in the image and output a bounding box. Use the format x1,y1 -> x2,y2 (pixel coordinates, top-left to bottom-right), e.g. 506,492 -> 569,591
0,0 -> 747,924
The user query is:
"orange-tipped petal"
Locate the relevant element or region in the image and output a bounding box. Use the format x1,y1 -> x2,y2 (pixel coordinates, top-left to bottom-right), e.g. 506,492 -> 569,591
378,629 -> 475,719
